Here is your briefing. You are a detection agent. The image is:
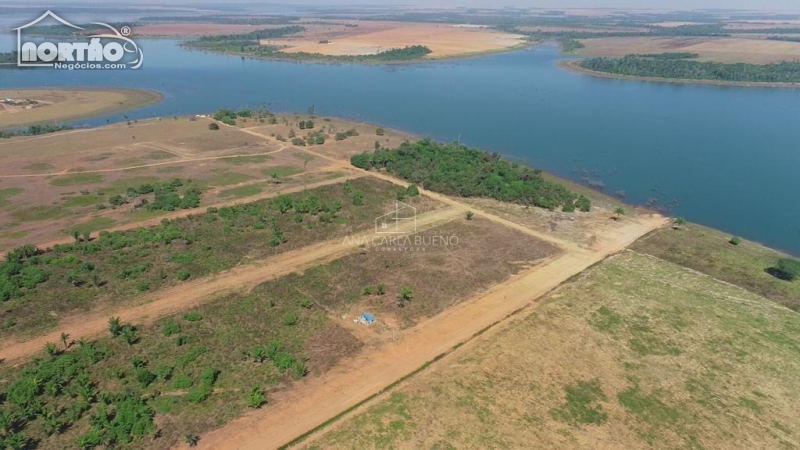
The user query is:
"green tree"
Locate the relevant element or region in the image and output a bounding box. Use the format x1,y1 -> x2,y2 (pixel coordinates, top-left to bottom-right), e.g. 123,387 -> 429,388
466,211 -> 474,221
376,283 -> 386,295
185,433 -> 200,447
71,230 -> 80,242
613,207 -> 626,220
208,122 -> 220,130
774,258 -> 800,281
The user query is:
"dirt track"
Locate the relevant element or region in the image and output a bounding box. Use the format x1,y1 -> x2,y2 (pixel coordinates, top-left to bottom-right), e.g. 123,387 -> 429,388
191,124 -> 670,450
192,213 -> 666,450
0,122 -> 668,448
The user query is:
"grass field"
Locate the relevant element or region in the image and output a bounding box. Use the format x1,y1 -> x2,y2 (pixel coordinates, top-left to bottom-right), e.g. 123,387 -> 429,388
0,89 -> 162,130
631,224 -> 800,311
303,251 -> 800,450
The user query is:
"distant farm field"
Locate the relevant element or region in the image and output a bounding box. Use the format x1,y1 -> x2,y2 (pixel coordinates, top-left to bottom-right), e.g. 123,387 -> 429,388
576,36 -> 800,64
0,88 -> 162,130
275,22 -> 527,58
304,252 -> 800,450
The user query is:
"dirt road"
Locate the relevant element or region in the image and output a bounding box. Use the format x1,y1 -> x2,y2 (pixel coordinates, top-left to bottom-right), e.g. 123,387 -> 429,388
192,213 -> 667,450
0,207 -> 463,364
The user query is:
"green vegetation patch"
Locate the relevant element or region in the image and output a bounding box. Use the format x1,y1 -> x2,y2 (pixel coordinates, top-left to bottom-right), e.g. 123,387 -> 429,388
351,139 -> 590,212
11,205 -> 69,222
50,172 -> 104,187
261,165 -> 302,179
23,162 -> 54,172
219,185 -> 263,198
208,171 -> 254,187
551,380 -> 608,425
0,187 -> 23,208
72,217 -> 116,235
63,193 -> 104,208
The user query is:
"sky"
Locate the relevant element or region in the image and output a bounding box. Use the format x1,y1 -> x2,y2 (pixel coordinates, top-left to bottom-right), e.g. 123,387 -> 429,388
25,0 -> 800,10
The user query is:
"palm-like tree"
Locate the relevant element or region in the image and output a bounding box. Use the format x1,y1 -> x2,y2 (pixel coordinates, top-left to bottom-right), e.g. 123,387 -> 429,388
60,332 -> 70,349
44,342 -> 59,357
613,207 -> 626,220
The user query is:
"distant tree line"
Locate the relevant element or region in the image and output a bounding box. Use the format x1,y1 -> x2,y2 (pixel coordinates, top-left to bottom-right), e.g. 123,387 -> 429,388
0,124 -> 73,139
580,56 -> 800,83
351,139 -> 591,212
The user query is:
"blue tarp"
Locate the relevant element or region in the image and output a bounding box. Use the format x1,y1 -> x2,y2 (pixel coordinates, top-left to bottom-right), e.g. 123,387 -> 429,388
362,313 -> 376,323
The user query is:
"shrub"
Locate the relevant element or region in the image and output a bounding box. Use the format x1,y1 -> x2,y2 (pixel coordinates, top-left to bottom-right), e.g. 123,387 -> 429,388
185,433 -> 200,447
399,287 -> 414,305
284,313 -> 299,326
208,123 -> 220,130
773,258 -> 800,281
466,211 -> 474,220
300,298 -> 313,309
247,386 -> 267,409
363,286 -> 372,296
163,319 -> 181,336
173,374 -> 193,389
376,283 -> 386,295
729,236 -> 742,246
136,369 -> 157,387
178,270 -> 191,281
184,312 -> 203,322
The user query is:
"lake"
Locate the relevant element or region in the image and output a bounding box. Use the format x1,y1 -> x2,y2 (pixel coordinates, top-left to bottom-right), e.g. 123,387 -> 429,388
1,38 -> 799,255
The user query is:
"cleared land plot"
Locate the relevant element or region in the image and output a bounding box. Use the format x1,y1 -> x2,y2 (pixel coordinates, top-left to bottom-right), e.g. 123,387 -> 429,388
0,89 -> 161,130
305,252 -> 800,450
283,217 -> 559,329
576,36 -> 800,63
275,22 -> 526,58
631,224 -> 800,311
0,177 -> 440,339
0,117 -> 336,252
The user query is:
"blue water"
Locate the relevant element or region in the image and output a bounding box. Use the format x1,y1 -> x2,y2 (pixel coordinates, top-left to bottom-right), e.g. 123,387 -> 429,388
1,39 -> 800,255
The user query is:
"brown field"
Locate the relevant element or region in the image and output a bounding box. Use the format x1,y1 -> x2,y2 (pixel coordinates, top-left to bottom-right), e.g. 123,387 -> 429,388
302,252 -> 800,450
0,88 -> 162,130
576,36 -> 800,63
274,21 -> 527,58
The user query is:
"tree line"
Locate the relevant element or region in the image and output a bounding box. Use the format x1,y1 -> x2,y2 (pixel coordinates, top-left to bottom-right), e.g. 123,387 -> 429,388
351,139 -> 591,212
580,56 -> 800,83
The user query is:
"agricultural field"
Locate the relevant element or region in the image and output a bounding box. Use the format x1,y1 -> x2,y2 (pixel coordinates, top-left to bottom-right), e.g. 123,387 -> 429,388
273,21 -> 527,59
574,36 -> 800,64
303,251 -> 800,450
0,89 -> 162,131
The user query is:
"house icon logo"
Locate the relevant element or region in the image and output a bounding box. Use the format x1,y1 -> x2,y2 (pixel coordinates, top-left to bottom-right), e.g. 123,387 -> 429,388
13,10 -> 143,69
375,201 -> 417,234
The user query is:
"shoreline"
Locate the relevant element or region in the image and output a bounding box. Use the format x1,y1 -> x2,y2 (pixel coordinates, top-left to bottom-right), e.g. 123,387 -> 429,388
557,59 -> 800,89
0,87 -> 164,131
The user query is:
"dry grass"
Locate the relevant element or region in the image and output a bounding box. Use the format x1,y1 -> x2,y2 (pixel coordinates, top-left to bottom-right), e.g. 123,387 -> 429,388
576,36 -> 800,64
0,88 -> 161,130
304,252 -> 800,450
274,21 -> 526,58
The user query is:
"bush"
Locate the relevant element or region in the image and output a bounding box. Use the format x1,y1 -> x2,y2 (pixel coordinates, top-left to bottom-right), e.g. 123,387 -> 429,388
184,312 -> 203,322
178,270 -> 191,281
208,123 -> 220,130
772,258 -> 800,281
173,374 -> 193,389
136,369 -> 157,387
729,236 -> 742,246
284,313 -> 299,326
247,386 -> 267,409
163,319 -> 181,336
